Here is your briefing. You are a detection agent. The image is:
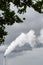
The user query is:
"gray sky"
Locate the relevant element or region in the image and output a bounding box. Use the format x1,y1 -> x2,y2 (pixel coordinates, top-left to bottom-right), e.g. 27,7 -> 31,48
1,48 -> 43,65
4,7 -> 43,45
0,4 -> 43,65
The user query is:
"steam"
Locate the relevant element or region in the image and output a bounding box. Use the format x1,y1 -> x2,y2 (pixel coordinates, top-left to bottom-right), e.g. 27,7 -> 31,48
38,29 -> 43,44
4,33 -> 26,56
27,30 -> 36,47
4,30 -> 36,56
4,29 -> 43,56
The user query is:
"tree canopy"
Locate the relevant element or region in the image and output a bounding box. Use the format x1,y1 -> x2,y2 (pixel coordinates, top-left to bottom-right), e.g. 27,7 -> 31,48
0,0 -> 43,44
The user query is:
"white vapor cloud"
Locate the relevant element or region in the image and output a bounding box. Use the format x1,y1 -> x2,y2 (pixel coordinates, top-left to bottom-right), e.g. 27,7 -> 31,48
27,30 -> 36,47
38,29 -> 43,44
4,30 -> 36,56
4,29 -> 43,57
4,33 -> 26,56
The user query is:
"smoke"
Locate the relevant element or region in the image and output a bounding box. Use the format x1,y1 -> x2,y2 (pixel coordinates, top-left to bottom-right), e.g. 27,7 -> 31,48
38,29 -> 43,44
4,30 -> 36,56
27,30 -> 36,47
4,33 -> 26,56
4,29 -> 43,56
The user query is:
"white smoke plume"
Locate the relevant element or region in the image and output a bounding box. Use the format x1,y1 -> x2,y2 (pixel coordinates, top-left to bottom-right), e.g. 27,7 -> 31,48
4,33 -> 26,56
4,29 -> 43,56
27,30 -> 36,47
3,29 -> 43,57
38,29 -> 43,44
4,30 -> 36,56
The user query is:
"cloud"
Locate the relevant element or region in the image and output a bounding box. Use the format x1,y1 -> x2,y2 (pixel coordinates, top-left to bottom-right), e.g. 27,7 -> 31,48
4,33 -> 27,56
27,30 -> 36,47
3,29 -> 43,57
38,29 -> 43,44
4,30 -> 36,56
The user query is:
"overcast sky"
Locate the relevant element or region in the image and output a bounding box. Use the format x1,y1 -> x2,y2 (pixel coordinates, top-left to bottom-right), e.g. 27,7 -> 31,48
4,7 -> 43,45
0,3 -> 43,65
